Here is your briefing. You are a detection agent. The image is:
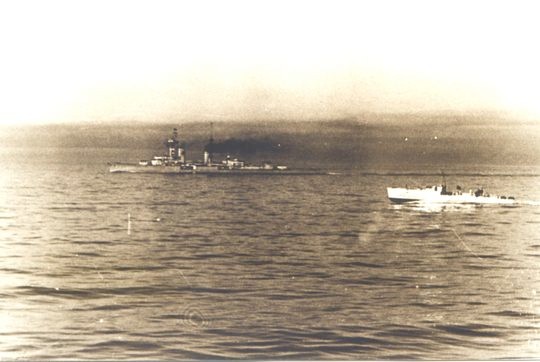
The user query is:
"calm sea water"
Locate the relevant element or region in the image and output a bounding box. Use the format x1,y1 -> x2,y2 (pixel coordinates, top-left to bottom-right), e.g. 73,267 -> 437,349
0,147 -> 539,360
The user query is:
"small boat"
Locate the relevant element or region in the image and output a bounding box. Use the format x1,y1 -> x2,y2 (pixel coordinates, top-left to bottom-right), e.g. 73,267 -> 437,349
387,184 -> 516,204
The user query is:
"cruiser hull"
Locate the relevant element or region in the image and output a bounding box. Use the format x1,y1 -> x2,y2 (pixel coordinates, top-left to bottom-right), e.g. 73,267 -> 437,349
109,164 -> 183,173
109,163 -> 326,175
387,187 -> 516,205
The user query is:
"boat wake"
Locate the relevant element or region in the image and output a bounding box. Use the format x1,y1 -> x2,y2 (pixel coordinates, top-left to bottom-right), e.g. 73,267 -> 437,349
518,200 -> 540,206
392,199 -> 540,213
392,202 -> 477,213
367,171 -> 540,177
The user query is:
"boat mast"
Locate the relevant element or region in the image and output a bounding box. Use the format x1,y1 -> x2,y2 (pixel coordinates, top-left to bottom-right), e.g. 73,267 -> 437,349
440,169 -> 447,188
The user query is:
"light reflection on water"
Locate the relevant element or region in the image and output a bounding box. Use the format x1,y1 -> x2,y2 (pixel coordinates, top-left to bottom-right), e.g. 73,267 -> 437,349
0,147 -> 539,359
391,202 -> 480,213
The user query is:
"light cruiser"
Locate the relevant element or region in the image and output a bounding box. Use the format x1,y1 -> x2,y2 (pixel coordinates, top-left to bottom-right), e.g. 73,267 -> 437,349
387,184 -> 516,204
109,127 -> 326,175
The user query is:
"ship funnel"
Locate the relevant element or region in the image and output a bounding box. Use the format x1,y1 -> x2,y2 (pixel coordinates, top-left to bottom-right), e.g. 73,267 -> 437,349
178,146 -> 185,163
203,122 -> 214,165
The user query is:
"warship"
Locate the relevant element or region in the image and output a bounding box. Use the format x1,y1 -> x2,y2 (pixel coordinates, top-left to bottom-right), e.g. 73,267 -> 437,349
109,128 -> 326,175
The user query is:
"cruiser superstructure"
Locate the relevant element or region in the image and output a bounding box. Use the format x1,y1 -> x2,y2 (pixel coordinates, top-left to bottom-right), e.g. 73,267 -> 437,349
109,128 -> 324,175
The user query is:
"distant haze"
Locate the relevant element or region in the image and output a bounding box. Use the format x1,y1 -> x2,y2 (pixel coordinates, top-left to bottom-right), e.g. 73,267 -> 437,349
0,0 -> 539,125
2,115 -> 539,167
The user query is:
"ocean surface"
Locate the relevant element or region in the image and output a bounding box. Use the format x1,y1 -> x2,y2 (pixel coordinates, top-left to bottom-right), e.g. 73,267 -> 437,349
1,147 -> 540,360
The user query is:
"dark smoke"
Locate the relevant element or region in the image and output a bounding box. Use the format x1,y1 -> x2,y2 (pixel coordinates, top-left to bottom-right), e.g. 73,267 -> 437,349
204,137 -> 280,154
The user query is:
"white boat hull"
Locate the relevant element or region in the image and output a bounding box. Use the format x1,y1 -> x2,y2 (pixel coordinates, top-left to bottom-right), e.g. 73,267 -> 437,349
387,187 -> 516,205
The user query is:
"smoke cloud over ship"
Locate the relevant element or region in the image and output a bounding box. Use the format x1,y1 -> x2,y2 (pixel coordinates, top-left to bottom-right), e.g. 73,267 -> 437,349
204,138 -> 280,155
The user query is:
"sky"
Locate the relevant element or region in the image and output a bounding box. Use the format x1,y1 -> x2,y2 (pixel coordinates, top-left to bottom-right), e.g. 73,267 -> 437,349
0,0 -> 539,125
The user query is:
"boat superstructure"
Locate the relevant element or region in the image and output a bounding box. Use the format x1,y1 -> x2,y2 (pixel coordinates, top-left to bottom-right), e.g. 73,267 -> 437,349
387,184 -> 516,204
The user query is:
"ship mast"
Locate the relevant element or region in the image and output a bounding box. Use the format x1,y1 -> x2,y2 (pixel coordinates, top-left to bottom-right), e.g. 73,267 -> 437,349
166,128 -> 179,160
165,127 -> 185,162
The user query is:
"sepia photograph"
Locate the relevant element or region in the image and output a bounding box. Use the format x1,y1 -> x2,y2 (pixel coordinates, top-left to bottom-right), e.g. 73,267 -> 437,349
0,0 -> 539,359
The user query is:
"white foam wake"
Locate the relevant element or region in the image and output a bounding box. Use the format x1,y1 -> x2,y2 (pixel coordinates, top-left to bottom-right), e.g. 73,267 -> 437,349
519,200 -> 540,206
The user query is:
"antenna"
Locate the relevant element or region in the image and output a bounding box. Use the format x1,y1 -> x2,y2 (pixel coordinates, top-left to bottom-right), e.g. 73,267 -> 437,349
440,169 -> 447,187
